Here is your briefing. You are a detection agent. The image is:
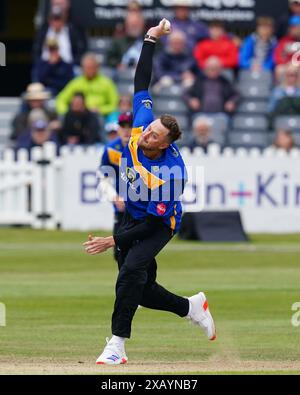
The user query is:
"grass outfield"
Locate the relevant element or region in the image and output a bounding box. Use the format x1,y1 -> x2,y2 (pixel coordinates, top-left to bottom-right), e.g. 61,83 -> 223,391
0,228 -> 300,375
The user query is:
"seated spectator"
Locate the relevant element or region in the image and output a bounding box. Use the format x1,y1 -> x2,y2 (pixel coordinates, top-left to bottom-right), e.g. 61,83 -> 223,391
188,116 -> 216,153
56,53 -> 119,117
33,38 -> 74,96
11,83 -> 57,143
272,129 -> 296,152
193,20 -> 239,70
274,16 -> 300,70
59,92 -> 102,145
33,5 -> 87,66
161,0 -> 208,51
277,0 -> 300,39
185,56 -> 239,114
240,17 -> 277,71
106,94 -> 132,124
269,64 -> 300,114
16,119 -> 58,151
106,12 -> 145,69
153,30 -> 198,91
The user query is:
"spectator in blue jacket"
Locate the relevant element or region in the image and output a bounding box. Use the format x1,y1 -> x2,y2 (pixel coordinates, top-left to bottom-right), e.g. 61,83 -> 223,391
240,17 -> 277,72
34,38 -> 74,96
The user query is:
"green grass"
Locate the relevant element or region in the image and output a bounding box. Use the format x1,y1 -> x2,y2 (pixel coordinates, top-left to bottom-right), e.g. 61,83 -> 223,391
0,228 -> 300,375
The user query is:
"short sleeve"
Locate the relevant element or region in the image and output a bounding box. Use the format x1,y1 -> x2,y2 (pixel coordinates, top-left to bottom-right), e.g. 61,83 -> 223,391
133,90 -> 154,129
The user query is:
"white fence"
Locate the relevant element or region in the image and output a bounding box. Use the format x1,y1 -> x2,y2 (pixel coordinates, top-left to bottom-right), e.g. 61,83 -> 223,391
1,142 -> 300,233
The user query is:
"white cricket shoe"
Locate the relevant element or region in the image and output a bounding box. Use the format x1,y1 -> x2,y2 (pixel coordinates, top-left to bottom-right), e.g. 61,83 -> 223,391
96,337 -> 128,365
186,292 -> 216,341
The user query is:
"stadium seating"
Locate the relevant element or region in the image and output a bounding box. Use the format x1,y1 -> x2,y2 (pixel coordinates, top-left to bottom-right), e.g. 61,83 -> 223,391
238,70 -> 273,87
274,116 -> 300,132
116,68 -> 136,83
153,98 -> 188,114
153,84 -> 183,98
227,130 -> 269,149
237,100 -> 269,115
116,82 -> 135,95
238,82 -> 271,100
232,114 -> 268,130
88,37 -> 112,64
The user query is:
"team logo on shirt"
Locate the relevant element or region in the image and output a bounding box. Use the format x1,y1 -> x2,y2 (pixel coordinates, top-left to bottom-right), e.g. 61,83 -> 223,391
126,167 -> 137,183
142,99 -> 152,109
172,148 -> 179,157
156,203 -> 167,216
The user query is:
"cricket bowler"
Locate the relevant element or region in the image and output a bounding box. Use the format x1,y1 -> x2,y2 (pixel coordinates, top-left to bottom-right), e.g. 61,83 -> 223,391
84,18 -> 216,365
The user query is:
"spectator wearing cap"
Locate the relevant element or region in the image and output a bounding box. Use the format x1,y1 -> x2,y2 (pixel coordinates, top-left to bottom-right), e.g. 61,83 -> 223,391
271,129 -> 296,152
33,38 -> 74,96
277,0 -> 300,38
59,92 -> 102,146
153,30 -> 198,91
105,122 -> 119,142
33,5 -> 87,66
185,56 -> 239,115
240,17 -> 277,72
193,20 -> 239,70
188,116 -> 217,153
15,118 -> 58,152
161,0 -> 208,51
100,112 -> 133,259
56,53 -> 119,117
11,83 -> 58,144
106,12 -> 145,69
274,16 -> 300,68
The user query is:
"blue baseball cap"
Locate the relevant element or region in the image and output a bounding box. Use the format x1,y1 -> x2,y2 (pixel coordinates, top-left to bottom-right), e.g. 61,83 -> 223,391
289,15 -> 300,26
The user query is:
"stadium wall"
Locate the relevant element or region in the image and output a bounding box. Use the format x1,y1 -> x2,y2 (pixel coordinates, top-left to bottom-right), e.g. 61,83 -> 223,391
1,142 -> 300,233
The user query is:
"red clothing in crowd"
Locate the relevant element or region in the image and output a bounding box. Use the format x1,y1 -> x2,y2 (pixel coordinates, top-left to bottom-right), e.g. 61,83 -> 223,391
193,35 -> 239,69
274,34 -> 299,65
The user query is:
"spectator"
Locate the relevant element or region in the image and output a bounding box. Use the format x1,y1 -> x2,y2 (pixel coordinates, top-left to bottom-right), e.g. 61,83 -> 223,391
188,116 -> 216,153
277,0 -> 300,38
11,83 -> 57,143
106,94 -> 132,124
186,56 -> 239,114
33,5 -> 87,66
153,30 -> 198,91
56,53 -> 119,117
105,122 -> 119,142
16,119 -> 58,151
161,0 -> 208,51
33,38 -> 74,96
269,64 -> 300,114
106,12 -> 145,69
59,92 -> 102,145
193,20 -> 239,70
274,16 -> 300,68
240,17 -> 277,72
272,129 -> 296,152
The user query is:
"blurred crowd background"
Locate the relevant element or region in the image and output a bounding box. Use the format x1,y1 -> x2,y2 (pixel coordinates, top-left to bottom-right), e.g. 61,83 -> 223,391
0,0 -> 300,155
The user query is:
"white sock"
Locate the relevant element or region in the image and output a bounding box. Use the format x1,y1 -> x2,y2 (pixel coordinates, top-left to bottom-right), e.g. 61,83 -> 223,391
111,335 -> 126,346
187,300 -> 192,317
